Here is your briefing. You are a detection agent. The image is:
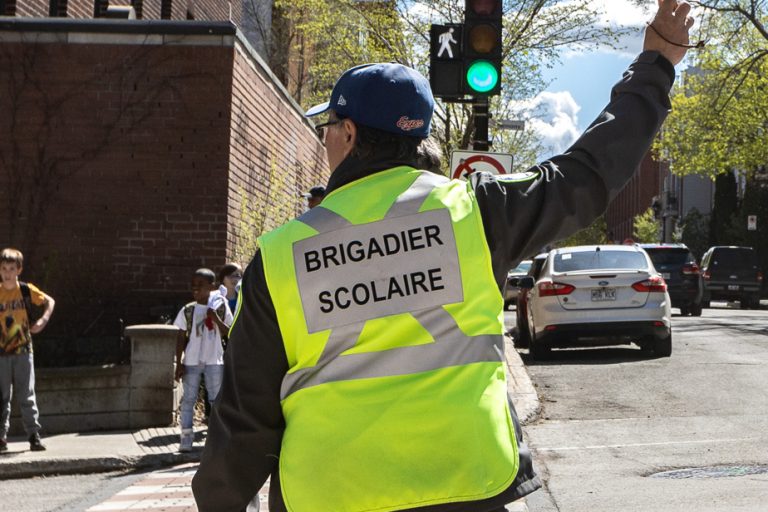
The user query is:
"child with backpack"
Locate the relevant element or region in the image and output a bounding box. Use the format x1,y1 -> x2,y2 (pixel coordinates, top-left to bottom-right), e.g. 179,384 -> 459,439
0,248 -> 55,453
173,268 -> 232,452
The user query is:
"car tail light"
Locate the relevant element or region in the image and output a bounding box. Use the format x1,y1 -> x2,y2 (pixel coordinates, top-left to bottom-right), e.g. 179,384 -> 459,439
538,281 -> 575,297
632,276 -> 667,293
682,263 -> 700,275
758,271 -> 764,283
702,270 -> 711,281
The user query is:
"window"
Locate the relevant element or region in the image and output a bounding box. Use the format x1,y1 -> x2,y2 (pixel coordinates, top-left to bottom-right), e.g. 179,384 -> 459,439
553,250 -> 648,273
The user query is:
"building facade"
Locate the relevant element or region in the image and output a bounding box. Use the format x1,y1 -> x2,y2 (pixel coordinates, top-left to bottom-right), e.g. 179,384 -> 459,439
0,10 -> 328,360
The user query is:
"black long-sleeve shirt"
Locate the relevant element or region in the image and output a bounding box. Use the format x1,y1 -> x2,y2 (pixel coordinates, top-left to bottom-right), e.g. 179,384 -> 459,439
192,50 -> 675,512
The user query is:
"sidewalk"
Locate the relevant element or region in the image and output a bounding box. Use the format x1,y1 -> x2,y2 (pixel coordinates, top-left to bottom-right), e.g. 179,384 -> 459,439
0,336 -> 539,480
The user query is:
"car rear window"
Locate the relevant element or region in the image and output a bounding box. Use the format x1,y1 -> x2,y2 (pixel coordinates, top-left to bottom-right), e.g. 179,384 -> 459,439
553,250 -> 648,272
712,248 -> 757,267
644,249 -> 692,266
509,261 -> 532,274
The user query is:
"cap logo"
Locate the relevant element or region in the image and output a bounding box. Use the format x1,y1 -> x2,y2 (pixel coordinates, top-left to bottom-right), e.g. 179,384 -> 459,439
396,116 -> 425,132
337,95 -> 347,106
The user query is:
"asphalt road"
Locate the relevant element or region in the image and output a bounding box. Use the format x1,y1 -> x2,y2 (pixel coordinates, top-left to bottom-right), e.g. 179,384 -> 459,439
3,302 -> 766,512
515,302 -> 768,512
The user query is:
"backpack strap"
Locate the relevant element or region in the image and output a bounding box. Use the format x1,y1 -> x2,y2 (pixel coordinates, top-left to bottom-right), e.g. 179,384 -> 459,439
19,281 -> 33,322
183,302 -> 196,342
215,302 -> 229,349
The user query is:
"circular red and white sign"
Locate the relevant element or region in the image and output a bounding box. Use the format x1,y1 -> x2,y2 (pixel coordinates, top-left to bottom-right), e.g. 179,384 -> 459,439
452,154 -> 508,180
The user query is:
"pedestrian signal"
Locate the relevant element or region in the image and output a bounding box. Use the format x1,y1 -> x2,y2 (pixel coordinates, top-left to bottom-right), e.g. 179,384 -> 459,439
463,0 -> 502,96
430,23 -> 464,98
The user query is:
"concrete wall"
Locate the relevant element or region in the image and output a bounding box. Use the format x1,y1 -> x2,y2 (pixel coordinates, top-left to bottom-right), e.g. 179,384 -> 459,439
11,325 -> 180,435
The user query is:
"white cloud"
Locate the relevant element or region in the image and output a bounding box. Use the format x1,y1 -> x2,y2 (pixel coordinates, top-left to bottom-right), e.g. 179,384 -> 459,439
517,91 -> 582,156
559,0 -> 653,58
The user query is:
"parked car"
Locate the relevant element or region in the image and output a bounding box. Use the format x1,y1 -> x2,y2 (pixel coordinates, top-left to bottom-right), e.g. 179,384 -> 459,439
513,253 -> 549,349
700,246 -> 763,309
503,259 -> 532,309
523,245 -> 672,359
638,243 -> 703,316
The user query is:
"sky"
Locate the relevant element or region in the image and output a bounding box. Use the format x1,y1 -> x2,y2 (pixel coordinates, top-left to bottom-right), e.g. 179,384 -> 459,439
527,0 -> 663,156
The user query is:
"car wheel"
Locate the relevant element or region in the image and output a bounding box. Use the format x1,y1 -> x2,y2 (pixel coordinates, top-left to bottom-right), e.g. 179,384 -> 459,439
640,336 -> 655,355
654,334 -> 672,357
702,300 -> 710,308
690,303 -> 702,316
740,297 -> 750,309
514,321 -> 531,349
529,330 -> 551,360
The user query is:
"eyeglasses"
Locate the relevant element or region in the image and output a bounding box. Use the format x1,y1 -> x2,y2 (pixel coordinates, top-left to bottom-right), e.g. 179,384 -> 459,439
314,119 -> 343,141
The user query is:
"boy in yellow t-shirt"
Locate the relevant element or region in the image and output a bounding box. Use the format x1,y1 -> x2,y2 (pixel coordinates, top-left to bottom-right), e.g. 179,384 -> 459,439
0,248 -> 55,453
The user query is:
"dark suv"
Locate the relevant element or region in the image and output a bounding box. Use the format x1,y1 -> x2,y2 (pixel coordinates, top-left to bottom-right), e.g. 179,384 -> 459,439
700,246 -> 763,309
639,243 -> 703,316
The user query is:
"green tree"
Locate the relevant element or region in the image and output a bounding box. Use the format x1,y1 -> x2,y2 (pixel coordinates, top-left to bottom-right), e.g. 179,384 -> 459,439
633,207 -> 660,243
710,171 -> 740,245
679,207 -> 710,260
555,215 -> 608,247
265,0 -> 633,173
737,171 -> 768,280
655,2 -> 768,179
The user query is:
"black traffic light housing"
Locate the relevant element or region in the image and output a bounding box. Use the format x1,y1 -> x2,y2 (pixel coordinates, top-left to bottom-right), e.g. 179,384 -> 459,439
462,0 -> 502,96
429,24 -> 464,98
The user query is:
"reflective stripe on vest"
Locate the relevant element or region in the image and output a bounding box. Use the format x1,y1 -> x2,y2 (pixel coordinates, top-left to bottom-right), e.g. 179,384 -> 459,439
281,171 -> 503,399
258,167 -> 518,512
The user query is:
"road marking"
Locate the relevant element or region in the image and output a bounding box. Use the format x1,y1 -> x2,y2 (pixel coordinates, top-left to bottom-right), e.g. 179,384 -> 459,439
87,463 -> 270,512
536,437 -> 761,452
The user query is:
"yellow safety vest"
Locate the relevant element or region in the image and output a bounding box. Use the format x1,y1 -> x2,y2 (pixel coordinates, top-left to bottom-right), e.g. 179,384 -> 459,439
258,166 -> 518,512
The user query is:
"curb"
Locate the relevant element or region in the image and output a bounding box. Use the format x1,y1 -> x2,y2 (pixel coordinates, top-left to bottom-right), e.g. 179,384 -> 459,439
504,335 -> 540,426
0,451 -> 201,480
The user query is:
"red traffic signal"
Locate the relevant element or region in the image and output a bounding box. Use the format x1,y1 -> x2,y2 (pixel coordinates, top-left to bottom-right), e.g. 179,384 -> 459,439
466,0 -> 501,17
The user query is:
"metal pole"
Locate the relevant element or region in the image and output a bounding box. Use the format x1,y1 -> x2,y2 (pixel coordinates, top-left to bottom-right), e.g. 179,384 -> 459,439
472,97 -> 489,151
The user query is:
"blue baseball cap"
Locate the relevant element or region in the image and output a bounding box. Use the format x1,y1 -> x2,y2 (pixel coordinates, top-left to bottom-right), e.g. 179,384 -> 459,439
305,63 -> 434,138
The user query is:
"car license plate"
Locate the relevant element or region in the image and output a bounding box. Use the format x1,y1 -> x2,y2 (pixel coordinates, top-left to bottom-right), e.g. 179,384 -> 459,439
591,288 -> 616,301
728,284 -> 740,291
662,272 -> 671,280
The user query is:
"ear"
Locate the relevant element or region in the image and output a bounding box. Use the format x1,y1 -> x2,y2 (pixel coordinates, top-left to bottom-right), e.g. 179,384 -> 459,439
340,118 -> 357,154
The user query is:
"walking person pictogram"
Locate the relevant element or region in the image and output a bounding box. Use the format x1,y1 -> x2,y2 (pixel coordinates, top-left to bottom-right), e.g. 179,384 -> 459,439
437,28 -> 457,58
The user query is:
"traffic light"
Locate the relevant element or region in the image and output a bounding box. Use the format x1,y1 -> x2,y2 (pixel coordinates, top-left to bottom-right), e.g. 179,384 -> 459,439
463,0 -> 502,96
430,24 -> 464,98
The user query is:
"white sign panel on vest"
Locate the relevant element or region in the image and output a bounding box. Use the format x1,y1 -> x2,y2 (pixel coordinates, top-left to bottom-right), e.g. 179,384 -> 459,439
450,151 -> 512,180
293,209 -> 464,333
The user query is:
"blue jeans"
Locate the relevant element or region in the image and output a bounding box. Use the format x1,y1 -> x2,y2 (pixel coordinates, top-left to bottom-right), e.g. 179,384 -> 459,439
180,364 -> 223,430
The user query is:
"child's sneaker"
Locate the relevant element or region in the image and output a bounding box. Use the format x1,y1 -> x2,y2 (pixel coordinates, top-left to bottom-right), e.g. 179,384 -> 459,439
0,438 -> 8,453
179,429 -> 194,453
29,433 -> 46,451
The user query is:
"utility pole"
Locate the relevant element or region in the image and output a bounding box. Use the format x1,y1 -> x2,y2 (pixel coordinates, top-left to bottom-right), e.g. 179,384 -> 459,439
473,97 -> 489,151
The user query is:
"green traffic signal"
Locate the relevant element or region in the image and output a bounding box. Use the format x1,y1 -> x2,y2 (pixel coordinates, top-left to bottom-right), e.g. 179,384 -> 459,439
466,60 -> 498,93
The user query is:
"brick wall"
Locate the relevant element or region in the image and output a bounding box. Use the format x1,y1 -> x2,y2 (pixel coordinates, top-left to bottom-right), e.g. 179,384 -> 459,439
0,35 -> 233,341
13,0 -> 241,22
605,152 -> 664,242
227,40 -> 329,260
0,21 -> 327,356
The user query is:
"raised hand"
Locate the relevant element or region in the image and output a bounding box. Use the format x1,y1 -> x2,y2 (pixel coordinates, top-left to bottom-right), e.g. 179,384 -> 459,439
644,0 -> 696,66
